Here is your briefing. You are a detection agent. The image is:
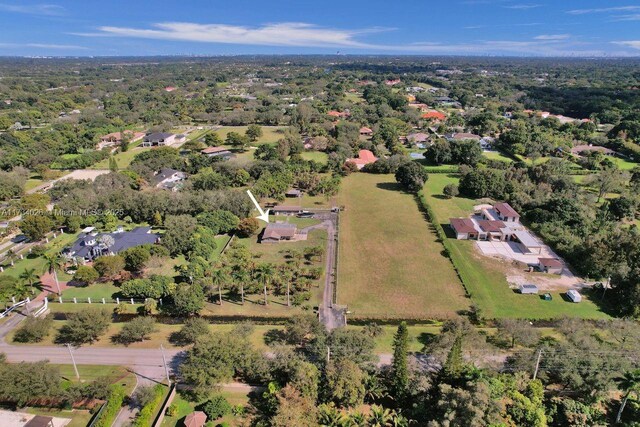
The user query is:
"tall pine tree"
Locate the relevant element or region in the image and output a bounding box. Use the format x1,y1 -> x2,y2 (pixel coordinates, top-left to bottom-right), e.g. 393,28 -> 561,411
391,321 -> 409,402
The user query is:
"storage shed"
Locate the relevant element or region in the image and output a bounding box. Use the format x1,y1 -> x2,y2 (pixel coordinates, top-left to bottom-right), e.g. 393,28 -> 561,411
567,289 -> 582,303
519,284 -> 539,294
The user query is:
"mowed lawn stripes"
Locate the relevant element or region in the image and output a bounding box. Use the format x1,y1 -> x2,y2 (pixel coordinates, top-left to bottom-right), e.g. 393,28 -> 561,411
337,173 -> 469,319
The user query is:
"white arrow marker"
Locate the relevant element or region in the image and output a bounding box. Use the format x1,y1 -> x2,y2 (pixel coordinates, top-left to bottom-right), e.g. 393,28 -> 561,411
246,190 -> 270,223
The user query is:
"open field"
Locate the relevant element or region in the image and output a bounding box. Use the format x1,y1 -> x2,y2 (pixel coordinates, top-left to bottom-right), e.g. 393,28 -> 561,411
336,173 -> 469,320
423,174 -> 611,319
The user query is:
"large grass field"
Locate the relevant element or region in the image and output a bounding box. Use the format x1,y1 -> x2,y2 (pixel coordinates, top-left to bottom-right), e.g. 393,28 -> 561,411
336,173 -> 469,320
423,174 -> 611,319
213,126 -> 287,145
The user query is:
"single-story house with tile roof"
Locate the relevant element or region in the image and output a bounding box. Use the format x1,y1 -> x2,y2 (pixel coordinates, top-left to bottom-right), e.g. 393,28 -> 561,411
142,132 -> 180,147
450,218 -> 479,240
272,205 -> 303,215
97,131 -> 145,150
359,126 -> 373,136
62,226 -> 160,261
494,202 -> 520,223
346,149 -> 378,170
422,111 -> 446,121
261,222 -> 298,243
201,146 -> 235,159
538,258 -> 564,274
446,132 -> 481,142
407,132 -> 430,144
570,144 -> 617,156
477,219 -> 506,241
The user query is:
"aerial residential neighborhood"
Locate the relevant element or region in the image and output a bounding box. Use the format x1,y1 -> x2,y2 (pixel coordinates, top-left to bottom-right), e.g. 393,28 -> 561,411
0,0 -> 640,426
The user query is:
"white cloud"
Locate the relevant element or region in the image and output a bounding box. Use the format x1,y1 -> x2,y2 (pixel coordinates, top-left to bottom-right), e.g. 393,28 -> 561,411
72,20 -> 640,57
75,22 -> 391,49
0,3 -> 64,16
613,41 -> 640,50
611,14 -> 640,21
504,4 -> 542,10
567,6 -> 640,15
534,34 -> 570,41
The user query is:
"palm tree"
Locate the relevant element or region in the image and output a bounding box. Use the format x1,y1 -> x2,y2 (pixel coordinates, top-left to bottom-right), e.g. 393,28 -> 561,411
5,249 -> 16,266
19,268 -> 38,295
369,405 -> 395,427
232,269 -> 248,305
614,369 -> 640,423
255,263 -> 275,306
210,268 -> 229,305
318,404 -> 347,427
348,412 -> 368,427
43,253 -> 64,295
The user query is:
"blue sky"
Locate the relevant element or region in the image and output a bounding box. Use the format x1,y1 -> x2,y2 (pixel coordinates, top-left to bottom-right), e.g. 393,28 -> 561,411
1,0 -> 640,56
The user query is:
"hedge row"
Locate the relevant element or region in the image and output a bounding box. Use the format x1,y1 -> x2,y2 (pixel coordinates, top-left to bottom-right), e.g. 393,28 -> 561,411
416,192 -> 472,300
132,384 -> 166,427
90,385 -> 125,427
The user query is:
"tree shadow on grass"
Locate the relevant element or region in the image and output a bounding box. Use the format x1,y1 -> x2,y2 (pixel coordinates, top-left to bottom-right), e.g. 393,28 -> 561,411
375,182 -> 402,192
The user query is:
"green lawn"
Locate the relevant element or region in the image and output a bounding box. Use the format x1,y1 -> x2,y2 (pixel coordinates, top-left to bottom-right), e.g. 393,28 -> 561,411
300,151 -> 329,164
24,178 -> 44,191
61,283 -> 121,301
610,156 -> 639,171
336,173 -> 469,320
483,150 -> 514,163
423,174 -> 611,320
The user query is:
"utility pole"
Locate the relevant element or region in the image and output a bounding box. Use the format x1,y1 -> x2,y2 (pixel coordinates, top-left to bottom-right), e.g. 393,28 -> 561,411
533,349 -> 543,380
66,344 -> 79,380
160,345 -> 171,384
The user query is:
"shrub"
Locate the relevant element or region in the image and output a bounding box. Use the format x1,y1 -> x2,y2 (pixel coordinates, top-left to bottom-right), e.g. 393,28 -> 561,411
114,316 -> 157,345
57,308 -> 110,345
166,403 -> 179,417
30,245 -> 47,257
443,183 -> 459,198
73,265 -> 99,285
199,395 -> 232,420
13,316 -> 52,343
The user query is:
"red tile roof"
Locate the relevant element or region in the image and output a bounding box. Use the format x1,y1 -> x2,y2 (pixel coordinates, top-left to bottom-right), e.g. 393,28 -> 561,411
422,111 -> 446,120
360,126 -> 373,134
477,220 -> 505,233
450,218 -> 477,234
494,202 -> 519,218
354,149 -> 377,164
